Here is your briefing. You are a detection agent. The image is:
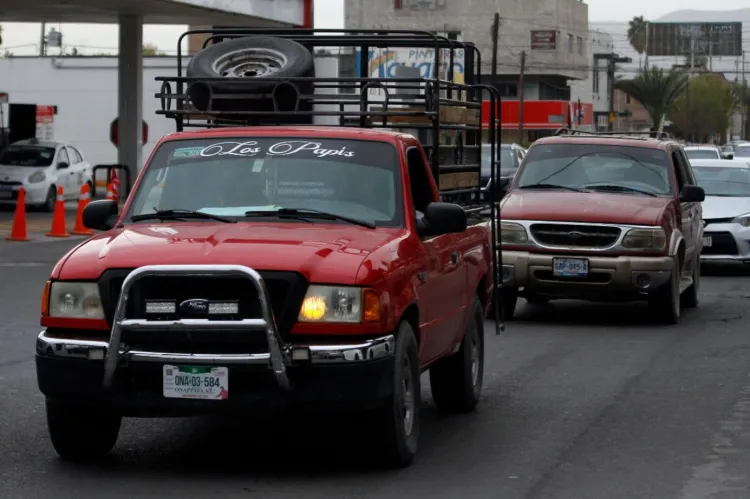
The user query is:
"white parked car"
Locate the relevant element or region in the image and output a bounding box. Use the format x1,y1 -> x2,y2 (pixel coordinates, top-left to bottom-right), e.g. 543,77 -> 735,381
684,145 -> 722,160
690,158 -> 750,262
0,139 -> 94,212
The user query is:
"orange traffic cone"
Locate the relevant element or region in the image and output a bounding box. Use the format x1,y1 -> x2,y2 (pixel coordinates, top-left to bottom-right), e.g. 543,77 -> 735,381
6,187 -> 29,241
46,186 -> 70,238
71,183 -> 93,236
105,182 -> 115,201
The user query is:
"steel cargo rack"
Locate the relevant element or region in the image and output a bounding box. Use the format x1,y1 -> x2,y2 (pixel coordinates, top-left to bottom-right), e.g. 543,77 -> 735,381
154,27 -> 508,330
554,128 -> 674,140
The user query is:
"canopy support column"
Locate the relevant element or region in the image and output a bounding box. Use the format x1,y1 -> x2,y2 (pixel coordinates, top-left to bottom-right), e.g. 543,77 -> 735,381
117,14 -> 143,182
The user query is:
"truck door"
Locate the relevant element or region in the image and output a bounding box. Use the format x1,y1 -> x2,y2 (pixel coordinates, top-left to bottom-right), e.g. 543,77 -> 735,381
406,147 -> 464,362
670,147 -> 697,266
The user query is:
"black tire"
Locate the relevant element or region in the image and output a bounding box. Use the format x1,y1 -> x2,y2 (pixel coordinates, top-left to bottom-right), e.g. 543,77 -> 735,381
525,293 -> 550,305
186,36 -> 315,123
46,399 -> 121,462
42,185 -> 56,213
372,321 -> 421,468
488,286 -> 518,320
649,256 -> 681,324
429,296 -> 484,414
683,255 -> 700,309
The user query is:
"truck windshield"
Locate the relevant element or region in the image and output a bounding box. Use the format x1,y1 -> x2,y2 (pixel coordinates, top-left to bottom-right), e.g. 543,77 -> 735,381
0,145 -> 56,167
127,138 -> 403,226
514,143 -> 672,196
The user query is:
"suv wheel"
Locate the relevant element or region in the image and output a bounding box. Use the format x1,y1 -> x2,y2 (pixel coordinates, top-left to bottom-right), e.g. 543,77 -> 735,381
488,286 -> 517,320
682,256 -> 700,309
649,256 -> 681,324
429,296 -> 484,414
46,399 -> 122,461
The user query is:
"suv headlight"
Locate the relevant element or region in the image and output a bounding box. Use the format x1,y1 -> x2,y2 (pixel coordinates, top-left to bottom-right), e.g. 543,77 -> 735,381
48,282 -> 104,319
498,221 -> 528,244
28,171 -> 46,183
731,213 -> 750,227
622,228 -> 667,250
298,285 -> 380,323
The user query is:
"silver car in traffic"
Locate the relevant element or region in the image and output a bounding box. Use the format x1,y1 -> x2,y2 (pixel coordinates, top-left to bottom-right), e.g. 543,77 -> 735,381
690,158 -> 750,262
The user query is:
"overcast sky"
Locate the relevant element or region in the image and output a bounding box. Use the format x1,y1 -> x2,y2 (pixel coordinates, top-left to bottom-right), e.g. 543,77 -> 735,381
1,0 -> 749,56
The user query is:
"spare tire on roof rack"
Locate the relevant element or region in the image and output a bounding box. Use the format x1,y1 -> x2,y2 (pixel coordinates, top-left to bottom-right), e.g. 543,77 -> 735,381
185,36 -> 315,125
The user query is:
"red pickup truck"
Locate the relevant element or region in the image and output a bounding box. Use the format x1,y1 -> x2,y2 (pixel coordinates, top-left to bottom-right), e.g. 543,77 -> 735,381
35,29 -> 504,468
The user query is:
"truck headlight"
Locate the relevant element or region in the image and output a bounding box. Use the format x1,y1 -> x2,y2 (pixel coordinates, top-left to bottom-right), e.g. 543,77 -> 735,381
48,282 -> 104,319
28,171 -> 46,183
731,213 -> 750,227
298,285 -> 380,323
622,228 -> 667,250
498,221 -> 528,244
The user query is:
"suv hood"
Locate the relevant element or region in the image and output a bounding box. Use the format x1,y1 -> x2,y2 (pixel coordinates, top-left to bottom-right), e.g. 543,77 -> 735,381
501,191 -> 669,225
55,222 -> 405,284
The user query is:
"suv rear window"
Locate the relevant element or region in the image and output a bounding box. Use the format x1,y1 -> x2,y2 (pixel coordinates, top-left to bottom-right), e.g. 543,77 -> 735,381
515,143 -> 672,195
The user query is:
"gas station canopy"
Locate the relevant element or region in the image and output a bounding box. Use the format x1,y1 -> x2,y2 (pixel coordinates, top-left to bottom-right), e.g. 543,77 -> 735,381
2,0 -> 310,25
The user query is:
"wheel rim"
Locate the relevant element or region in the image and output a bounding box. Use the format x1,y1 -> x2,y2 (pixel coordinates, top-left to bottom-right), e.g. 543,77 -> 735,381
470,337 -> 480,387
401,357 -> 415,437
211,48 -> 288,78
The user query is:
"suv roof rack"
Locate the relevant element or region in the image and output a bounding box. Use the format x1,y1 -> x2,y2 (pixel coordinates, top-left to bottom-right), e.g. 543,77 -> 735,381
553,128 -> 673,140
154,27 -> 504,216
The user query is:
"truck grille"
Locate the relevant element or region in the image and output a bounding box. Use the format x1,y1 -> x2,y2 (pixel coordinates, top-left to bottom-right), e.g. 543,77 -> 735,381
702,231 -> 738,255
530,223 -> 621,248
98,269 -> 308,342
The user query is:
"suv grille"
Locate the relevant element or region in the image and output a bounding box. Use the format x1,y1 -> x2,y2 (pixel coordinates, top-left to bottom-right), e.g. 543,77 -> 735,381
530,223 -> 621,248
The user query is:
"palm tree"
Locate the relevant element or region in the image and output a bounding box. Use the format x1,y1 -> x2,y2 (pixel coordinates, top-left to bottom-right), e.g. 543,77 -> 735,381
627,16 -> 647,69
615,66 -> 689,131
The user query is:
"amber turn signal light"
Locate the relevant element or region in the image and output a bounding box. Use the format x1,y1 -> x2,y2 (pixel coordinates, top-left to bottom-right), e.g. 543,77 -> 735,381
41,280 -> 51,317
362,288 -> 381,322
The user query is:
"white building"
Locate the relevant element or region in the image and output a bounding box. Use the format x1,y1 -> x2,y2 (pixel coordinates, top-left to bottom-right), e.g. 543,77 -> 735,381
569,30 -> 615,131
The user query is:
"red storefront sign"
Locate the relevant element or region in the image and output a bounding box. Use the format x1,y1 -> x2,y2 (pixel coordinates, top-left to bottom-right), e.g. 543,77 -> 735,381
482,100 -> 594,129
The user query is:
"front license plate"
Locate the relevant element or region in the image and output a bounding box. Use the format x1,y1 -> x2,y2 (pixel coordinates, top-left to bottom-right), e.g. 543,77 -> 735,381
553,257 -> 589,277
163,365 -> 228,400
702,236 -> 712,247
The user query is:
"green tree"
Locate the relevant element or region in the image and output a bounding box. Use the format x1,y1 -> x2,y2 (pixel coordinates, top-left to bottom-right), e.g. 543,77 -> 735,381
627,16 -> 647,69
615,66 -> 688,131
670,74 -> 735,141
142,43 -> 165,56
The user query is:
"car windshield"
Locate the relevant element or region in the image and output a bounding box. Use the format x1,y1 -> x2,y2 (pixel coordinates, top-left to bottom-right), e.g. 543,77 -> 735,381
685,148 -> 720,159
515,143 -> 672,195
693,166 -> 750,196
127,137 -> 403,226
481,145 -> 517,176
734,146 -> 750,158
0,145 -> 56,167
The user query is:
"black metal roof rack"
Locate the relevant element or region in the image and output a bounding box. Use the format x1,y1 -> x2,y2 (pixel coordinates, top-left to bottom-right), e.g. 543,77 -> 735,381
553,128 -> 673,140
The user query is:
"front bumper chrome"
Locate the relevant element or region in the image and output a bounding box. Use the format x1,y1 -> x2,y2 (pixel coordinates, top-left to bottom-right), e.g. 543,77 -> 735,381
37,265 -> 394,392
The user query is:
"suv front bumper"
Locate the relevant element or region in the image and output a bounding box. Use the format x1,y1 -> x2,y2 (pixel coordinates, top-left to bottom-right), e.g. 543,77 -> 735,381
501,250 -> 673,299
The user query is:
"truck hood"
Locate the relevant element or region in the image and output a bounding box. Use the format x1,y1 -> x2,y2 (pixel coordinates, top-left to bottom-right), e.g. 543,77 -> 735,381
55,222 -> 405,284
501,190 -> 669,225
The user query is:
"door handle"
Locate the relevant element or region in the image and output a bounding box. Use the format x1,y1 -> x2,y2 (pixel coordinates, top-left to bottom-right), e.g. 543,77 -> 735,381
450,251 -> 459,264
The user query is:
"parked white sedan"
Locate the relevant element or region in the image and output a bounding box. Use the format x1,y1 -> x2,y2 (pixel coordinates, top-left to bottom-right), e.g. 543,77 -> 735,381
0,139 -> 94,212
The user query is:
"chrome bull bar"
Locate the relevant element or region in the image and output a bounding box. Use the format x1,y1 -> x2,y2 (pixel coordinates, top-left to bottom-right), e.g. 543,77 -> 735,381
102,264 -> 290,390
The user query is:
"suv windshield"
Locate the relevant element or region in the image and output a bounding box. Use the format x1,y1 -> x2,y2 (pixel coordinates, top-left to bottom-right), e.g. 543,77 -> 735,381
0,145 -> 56,167
127,138 -> 403,226
685,148 -> 720,160
514,143 -> 672,195
481,145 -> 517,176
693,166 -> 750,196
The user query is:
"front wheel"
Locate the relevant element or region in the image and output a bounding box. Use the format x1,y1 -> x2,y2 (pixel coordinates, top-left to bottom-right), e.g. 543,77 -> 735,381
649,256 -> 681,324
46,399 -> 121,462
42,185 -> 56,213
682,255 -> 700,309
372,321 -> 421,468
488,286 -> 518,320
429,296 -> 484,414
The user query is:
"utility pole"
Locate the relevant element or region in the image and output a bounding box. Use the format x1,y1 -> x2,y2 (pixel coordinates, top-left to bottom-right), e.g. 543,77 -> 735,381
39,22 -> 46,56
490,13 -> 499,78
517,50 -> 526,142
607,58 -> 615,131
744,50 -> 749,140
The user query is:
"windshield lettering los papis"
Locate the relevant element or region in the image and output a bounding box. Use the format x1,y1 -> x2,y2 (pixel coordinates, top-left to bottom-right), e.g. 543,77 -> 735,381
128,137 -> 401,226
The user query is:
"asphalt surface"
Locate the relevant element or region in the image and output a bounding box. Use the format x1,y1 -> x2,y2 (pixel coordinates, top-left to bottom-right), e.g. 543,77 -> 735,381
2,239 -> 750,498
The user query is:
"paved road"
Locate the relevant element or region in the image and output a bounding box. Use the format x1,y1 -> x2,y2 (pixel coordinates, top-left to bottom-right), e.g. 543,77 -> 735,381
0,202 -> 80,237
2,239 -> 750,499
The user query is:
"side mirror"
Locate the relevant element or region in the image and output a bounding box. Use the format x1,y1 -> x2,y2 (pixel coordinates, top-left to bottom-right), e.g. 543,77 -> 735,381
680,185 -> 705,203
83,199 -> 118,231
420,202 -> 467,236
57,162 -> 69,169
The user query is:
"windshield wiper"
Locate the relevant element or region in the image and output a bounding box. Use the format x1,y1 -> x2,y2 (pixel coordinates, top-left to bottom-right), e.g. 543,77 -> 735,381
518,183 -> 586,192
584,184 -> 658,197
130,208 -> 236,223
244,208 -> 375,229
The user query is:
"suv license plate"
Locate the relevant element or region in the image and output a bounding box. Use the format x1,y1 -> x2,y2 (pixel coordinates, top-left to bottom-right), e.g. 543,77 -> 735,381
702,236 -> 712,247
553,258 -> 588,277
163,365 -> 228,400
